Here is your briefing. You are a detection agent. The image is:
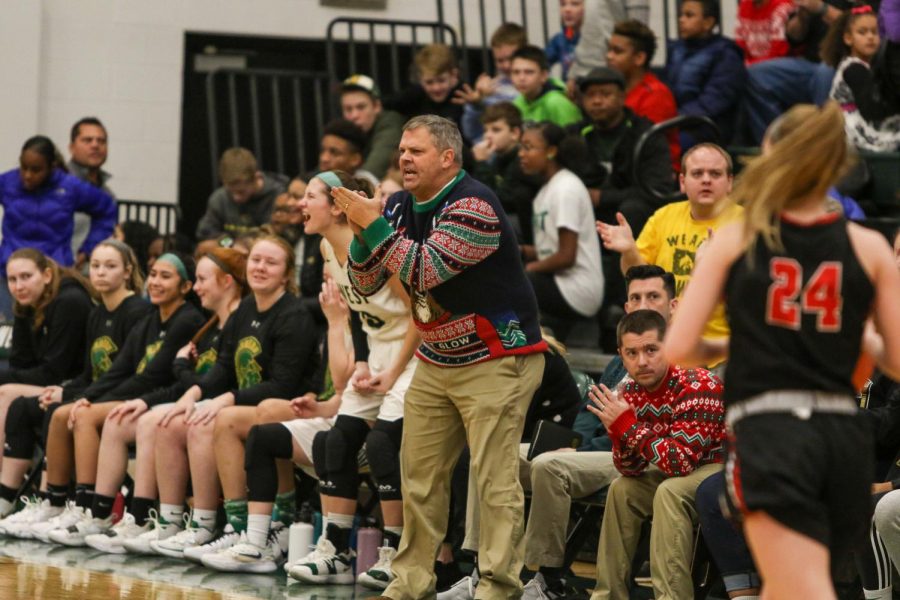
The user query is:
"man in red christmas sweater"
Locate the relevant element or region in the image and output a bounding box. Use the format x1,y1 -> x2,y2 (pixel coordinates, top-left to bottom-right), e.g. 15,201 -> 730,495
587,309 -> 725,600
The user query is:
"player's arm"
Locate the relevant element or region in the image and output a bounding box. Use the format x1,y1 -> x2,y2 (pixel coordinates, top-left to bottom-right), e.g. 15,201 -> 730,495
849,224 -> 900,380
666,222 -> 745,366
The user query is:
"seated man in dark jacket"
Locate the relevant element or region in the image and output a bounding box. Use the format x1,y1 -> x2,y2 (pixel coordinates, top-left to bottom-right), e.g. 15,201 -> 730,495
664,0 -> 746,145
572,67 -> 672,235
571,67 -> 673,309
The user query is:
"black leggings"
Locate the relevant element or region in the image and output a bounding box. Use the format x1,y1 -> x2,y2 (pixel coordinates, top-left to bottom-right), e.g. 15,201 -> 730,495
5,395 -> 60,461
245,423 -> 294,503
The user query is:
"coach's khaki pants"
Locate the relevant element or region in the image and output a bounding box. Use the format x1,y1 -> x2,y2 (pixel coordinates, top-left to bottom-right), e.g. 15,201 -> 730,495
383,353 -> 544,600
591,463 -> 722,600
464,448 -> 616,569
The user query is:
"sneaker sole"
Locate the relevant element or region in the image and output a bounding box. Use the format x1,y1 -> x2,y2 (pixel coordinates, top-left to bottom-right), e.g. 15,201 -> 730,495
288,569 -> 354,585
84,538 -> 127,554
202,557 -> 277,574
149,542 -> 187,559
357,574 -> 391,590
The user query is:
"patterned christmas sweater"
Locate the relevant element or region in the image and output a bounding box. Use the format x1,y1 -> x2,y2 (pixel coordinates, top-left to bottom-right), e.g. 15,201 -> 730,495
608,365 -> 725,477
349,170 -> 547,367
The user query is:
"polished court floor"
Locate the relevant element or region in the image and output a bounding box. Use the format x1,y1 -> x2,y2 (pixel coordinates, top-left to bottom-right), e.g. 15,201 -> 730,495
0,538 -> 386,599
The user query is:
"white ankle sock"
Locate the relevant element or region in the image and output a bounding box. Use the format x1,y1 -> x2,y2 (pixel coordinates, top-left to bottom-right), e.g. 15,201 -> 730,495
0,497 -> 14,518
159,503 -> 183,526
192,508 -> 217,530
864,587 -> 892,600
247,514 -> 271,549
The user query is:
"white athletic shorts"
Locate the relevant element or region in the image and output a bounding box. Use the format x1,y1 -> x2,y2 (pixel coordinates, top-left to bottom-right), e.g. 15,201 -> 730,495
339,337 -> 417,423
281,416 -> 335,478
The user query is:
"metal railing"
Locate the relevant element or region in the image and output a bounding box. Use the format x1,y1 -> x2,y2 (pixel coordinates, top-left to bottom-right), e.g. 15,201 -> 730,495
118,200 -> 179,236
434,0 -> 680,72
632,114 -> 720,203
205,68 -> 330,182
326,17 -> 458,113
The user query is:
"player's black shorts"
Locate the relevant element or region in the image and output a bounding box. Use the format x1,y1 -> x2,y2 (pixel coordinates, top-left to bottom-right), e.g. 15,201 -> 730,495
723,409 -> 873,550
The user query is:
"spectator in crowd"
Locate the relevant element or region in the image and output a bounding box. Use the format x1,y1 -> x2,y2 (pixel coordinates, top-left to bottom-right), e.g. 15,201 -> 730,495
546,0 -> 586,80
195,147 -> 287,241
456,23 -> 528,143
597,143 -> 741,343
735,0 -> 796,65
341,74 -> 406,179
315,118 -> 379,187
512,45 -> 583,127
115,221 -> 163,278
68,117 -> 114,265
587,309 -> 725,600
0,135 -> 115,320
824,4 -> 900,152
567,0 -> 650,93
470,102 -> 543,242
517,265 -> 677,599
573,66 -> 672,309
518,122 -> 604,342
605,19 -> 681,172
743,0 -> 848,143
574,67 -> 672,229
338,115 -> 547,599
386,44 -> 465,131
665,0 -> 746,145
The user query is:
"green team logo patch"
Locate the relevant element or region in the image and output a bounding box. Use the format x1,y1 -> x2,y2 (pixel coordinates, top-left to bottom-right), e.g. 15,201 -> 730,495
90,336 -> 118,380
235,336 -> 263,389
195,348 -> 218,375
136,340 -> 164,374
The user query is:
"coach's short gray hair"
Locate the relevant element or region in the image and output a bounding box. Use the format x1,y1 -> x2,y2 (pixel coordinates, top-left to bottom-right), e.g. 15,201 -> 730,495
403,115 -> 463,165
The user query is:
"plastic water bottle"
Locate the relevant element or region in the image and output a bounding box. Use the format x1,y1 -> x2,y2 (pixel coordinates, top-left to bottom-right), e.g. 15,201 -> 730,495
355,527 -> 382,576
288,521 -> 314,565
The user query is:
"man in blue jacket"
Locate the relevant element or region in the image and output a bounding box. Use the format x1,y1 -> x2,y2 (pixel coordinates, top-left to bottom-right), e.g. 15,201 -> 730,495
664,0 -> 746,145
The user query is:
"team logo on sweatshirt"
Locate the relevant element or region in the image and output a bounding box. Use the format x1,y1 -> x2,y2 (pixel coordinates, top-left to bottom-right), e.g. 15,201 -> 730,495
136,340 -> 164,374
90,336 -> 118,380
235,336 -> 263,389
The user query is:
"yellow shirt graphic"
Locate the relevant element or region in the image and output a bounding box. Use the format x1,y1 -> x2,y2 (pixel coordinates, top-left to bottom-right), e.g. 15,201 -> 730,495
636,200 -> 743,339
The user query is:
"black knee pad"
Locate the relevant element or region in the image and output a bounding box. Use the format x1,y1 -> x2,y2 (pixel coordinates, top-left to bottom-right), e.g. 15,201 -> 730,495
365,419 -> 403,501
245,423 -> 293,503
4,396 -> 42,459
312,430 -> 329,481
320,415 -> 369,499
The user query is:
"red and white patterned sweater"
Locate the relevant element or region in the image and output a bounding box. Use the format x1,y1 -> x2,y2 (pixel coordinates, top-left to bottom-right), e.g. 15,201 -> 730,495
608,365 -> 726,477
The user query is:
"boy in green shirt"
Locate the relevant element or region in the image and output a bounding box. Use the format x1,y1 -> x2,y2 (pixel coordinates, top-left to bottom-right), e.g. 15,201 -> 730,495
511,45 -> 582,127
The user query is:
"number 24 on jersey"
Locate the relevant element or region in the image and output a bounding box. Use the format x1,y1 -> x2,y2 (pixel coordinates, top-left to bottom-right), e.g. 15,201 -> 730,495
766,258 -> 843,332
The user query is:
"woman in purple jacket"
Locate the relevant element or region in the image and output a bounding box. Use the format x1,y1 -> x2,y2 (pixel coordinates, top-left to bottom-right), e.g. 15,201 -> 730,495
0,136 -> 116,273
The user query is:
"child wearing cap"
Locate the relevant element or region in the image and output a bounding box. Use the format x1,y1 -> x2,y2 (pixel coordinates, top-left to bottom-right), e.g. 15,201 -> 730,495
340,75 -> 405,179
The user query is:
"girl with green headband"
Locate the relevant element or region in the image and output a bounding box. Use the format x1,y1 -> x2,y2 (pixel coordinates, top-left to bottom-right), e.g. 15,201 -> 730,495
24,251 -> 204,545
0,241 -> 150,524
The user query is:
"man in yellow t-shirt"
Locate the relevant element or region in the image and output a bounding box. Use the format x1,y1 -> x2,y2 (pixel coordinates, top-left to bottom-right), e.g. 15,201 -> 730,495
597,143 -> 742,339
